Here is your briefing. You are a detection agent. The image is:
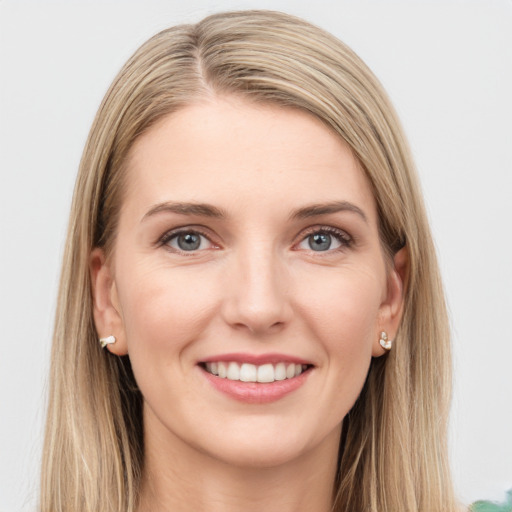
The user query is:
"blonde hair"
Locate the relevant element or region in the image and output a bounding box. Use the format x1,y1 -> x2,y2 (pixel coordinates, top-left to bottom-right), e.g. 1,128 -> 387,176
41,10 -> 457,512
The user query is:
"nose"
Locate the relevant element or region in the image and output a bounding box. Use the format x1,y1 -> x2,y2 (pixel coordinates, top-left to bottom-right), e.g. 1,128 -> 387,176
221,246 -> 292,335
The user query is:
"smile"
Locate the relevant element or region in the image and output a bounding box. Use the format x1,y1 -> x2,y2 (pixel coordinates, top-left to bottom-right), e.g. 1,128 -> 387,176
199,354 -> 314,403
204,361 -> 307,383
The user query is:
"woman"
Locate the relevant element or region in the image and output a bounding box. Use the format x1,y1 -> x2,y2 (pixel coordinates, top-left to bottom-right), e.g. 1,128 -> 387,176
41,10 -> 459,512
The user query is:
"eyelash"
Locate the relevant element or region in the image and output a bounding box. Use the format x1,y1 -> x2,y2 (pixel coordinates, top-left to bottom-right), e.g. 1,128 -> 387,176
298,226 -> 353,252
158,227 -> 215,254
158,225 -> 353,254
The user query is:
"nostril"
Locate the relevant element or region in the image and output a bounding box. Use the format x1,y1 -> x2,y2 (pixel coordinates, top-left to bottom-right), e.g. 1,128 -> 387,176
231,319 -> 287,335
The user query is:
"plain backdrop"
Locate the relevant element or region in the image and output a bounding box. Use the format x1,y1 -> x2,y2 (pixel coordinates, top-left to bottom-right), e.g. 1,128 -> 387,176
1,1 -> 511,510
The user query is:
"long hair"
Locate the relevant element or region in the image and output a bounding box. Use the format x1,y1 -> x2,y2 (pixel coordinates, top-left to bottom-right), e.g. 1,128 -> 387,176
41,10 -> 457,512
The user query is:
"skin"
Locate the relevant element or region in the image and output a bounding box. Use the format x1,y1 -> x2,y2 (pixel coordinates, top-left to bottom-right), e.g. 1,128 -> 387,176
91,96 -> 406,512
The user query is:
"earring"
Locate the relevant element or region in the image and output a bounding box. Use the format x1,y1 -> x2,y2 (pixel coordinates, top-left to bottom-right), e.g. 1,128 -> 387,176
379,331 -> 392,350
99,335 -> 116,349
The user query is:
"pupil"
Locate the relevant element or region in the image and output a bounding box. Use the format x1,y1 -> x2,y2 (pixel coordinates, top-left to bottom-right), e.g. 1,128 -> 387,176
178,233 -> 200,251
309,233 -> 331,251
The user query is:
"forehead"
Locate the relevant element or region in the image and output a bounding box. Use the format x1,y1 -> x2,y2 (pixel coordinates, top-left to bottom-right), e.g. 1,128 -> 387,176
122,97 -> 377,222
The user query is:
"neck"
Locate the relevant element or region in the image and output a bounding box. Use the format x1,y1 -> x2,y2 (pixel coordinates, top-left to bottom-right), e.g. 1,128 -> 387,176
137,408 -> 340,512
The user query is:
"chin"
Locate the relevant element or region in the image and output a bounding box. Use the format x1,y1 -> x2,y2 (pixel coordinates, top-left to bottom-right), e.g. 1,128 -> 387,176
210,440 -> 312,470
191,419 -> 336,471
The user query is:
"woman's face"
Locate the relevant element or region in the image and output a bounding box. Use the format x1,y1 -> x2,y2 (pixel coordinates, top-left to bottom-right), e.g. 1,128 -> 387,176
92,96 -> 404,469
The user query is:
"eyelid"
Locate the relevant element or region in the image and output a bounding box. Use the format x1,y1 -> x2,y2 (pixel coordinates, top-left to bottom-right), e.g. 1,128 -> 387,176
156,224 -> 353,253
294,225 -> 353,251
158,226 -> 220,253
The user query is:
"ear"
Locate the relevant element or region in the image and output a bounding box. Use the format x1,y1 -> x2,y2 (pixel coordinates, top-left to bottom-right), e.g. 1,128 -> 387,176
90,248 -> 128,356
372,246 -> 409,357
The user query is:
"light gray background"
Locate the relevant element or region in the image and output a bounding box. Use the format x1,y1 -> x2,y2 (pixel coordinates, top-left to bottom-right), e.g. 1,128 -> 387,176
1,1 -> 511,510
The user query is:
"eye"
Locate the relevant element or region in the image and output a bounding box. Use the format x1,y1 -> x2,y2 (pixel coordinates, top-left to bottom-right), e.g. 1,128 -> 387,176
161,230 -> 215,252
296,227 -> 351,252
307,232 -> 337,251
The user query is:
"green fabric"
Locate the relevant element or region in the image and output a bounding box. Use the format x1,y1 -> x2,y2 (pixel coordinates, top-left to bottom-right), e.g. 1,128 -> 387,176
471,490 -> 512,512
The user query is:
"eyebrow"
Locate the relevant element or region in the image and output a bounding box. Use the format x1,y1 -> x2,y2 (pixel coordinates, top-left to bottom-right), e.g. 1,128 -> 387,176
290,201 -> 368,223
141,200 -> 368,223
142,201 -> 226,221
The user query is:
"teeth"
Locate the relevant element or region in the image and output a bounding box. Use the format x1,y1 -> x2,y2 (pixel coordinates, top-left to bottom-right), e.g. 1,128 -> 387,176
218,362 -> 227,378
257,363 -> 274,383
204,361 -> 308,382
240,363 -> 257,382
274,362 -> 286,381
227,362 -> 240,380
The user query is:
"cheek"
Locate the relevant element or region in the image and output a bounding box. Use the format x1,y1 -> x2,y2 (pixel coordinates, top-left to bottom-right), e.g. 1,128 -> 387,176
115,260 -> 220,362
294,265 -> 384,395
272,265 -> 385,440
114,262 -> 223,417
296,265 -> 384,344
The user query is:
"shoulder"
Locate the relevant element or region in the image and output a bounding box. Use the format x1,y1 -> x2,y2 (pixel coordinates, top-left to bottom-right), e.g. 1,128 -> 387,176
470,490 -> 512,512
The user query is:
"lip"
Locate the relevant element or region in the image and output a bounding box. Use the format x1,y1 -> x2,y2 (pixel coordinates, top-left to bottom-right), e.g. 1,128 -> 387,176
200,352 -> 312,366
198,353 -> 314,404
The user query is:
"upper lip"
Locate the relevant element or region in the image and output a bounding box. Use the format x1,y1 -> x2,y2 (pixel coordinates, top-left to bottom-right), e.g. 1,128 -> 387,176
199,352 -> 313,366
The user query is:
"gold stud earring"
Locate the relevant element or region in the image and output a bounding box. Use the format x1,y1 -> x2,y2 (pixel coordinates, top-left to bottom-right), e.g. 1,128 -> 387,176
379,331 -> 392,350
99,335 -> 116,349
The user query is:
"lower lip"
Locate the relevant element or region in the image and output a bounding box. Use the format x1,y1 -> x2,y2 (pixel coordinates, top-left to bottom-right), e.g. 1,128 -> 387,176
200,366 -> 311,404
